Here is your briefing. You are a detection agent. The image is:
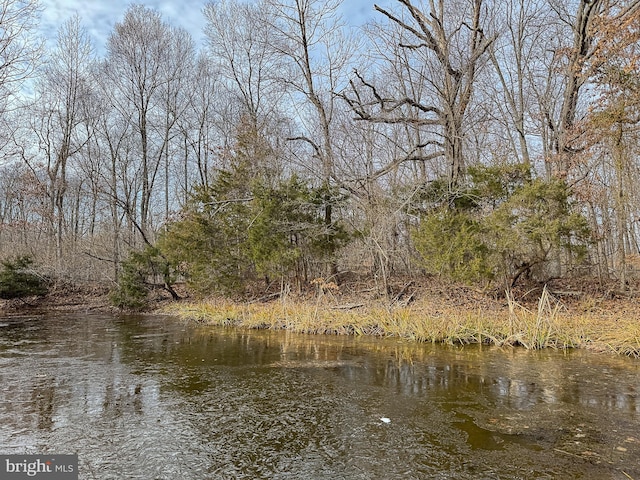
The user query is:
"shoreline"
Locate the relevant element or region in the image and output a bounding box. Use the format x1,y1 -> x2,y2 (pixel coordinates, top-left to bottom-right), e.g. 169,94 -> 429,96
160,287 -> 640,358
2,279 -> 639,358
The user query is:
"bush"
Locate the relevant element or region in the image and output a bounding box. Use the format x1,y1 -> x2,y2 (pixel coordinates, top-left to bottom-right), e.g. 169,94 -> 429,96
109,246 -> 180,309
412,165 -> 590,287
413,208 -> 492,283
149,118 -> 350,297
159,171 -> 349,296
109,257 -> 150,309
485,178 -> 589,285
0,256 -> 48,299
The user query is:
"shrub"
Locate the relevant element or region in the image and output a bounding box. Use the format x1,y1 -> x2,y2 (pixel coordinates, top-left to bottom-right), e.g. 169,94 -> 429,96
413,208 -> 492,283
159,172 -> 349,296
0,256 -> 48,299
412,165 -> 590,287
109,246 -> 180,309
109,256 -> 150,309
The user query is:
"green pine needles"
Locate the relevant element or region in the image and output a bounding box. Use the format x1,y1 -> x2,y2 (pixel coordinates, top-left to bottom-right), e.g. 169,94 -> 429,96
0,256 -> 48,300
412,164 -> 590,287
158,170 -> 348,297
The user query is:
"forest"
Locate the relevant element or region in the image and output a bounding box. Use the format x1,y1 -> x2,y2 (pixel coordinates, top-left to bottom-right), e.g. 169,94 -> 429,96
1,0 -> 640,306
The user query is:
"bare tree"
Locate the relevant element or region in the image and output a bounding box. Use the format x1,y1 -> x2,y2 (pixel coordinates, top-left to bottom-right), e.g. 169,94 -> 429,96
29,15 -> 94,269
0,0 -> 42,165
266,0 -> 351,182
158,26 -> 194,220
0,0 -> 42,113
263,0 -> 358,278
536,0 -> 635,175
579,3 -> 640,288
342,0 -> 496,191
481,0 -> 556,169
179,53 -> 221,191
104,5 -> 192,237
204,0 -> 281,128
80,64 -> 134,280
552,0 -> 607,174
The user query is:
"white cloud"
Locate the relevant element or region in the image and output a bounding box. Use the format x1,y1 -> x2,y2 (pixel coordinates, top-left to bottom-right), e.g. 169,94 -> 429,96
39,0 -> 207,54
39,0 -> 120,51
38,0 -> 382,55
154,0 -> 208,44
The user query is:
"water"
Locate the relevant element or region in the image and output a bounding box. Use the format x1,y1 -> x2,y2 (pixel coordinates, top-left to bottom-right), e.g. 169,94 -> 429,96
0,314 -> 639,479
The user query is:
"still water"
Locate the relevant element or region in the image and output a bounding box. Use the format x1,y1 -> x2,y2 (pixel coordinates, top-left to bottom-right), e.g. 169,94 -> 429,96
0,314 -> 639,479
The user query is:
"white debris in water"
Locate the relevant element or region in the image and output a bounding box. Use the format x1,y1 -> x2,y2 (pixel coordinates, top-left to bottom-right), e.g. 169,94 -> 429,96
380,417 -> 391,423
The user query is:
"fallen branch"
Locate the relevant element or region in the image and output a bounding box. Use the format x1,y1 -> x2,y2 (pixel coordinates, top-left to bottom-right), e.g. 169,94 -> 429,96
332,303 -> 365,310
392,281 -> 415,304
250,292 -> 282,303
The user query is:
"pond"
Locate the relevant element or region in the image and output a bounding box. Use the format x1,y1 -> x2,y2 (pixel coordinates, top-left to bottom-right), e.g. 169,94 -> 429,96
0,314 -> 639,479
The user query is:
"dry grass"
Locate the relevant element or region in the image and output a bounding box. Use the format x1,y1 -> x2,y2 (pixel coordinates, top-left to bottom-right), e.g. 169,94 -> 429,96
160,287 -> 640,358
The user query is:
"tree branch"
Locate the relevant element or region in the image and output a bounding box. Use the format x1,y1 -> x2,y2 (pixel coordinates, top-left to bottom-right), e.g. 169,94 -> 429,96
369,149 -> 444,182
286,135 -> 322,157
339,69 -> 443,126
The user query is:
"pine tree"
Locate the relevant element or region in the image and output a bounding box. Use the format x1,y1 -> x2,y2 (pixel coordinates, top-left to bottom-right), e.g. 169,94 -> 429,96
0,256 -> 48,299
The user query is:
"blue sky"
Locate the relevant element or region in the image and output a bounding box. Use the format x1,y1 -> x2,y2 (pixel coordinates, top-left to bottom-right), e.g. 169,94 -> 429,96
39,0 -> 387,54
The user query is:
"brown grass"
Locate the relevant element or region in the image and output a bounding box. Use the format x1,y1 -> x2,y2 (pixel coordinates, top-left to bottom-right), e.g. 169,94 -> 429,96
160,283 -> 640,358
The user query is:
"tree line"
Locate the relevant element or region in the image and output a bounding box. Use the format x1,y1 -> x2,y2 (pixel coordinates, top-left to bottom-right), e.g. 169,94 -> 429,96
0,0 -> 639,304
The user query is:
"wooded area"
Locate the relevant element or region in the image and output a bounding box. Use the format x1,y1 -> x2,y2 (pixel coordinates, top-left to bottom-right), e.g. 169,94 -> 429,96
1,0 -> 640,305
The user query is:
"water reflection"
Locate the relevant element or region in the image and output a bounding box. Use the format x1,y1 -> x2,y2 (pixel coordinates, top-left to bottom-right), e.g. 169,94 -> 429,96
0,314 -> 638,479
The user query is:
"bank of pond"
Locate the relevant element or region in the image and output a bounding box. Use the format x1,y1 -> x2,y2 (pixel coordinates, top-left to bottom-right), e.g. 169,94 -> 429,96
162,288 -> 640,358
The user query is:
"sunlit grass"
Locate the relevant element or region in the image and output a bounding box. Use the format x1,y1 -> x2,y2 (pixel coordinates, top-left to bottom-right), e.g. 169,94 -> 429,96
161,291 -> 640,357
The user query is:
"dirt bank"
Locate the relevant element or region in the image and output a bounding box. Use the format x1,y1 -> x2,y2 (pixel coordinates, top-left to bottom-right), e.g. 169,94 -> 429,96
0,281 -> 114,315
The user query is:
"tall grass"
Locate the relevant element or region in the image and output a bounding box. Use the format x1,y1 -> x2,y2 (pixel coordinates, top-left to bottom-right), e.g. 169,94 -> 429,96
505,286 -> 567,349
161,288 -> 640,357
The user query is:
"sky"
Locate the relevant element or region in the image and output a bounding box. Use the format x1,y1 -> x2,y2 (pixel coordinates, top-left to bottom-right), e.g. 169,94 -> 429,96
38,0 -> 386,55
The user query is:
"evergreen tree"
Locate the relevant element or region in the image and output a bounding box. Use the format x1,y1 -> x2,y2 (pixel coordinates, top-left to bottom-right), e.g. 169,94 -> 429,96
109,246 -> 180,309
156,119 -> 348,295
0,256 -> 48,299
412,165 -> 590,287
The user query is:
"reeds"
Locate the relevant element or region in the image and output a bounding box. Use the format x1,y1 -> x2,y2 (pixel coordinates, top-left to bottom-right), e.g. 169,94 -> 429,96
505,285 -> 567,349
161,287 -> 640,357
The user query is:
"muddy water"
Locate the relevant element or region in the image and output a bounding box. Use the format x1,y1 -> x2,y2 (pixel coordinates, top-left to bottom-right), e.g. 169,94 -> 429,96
0,314 -> 639,479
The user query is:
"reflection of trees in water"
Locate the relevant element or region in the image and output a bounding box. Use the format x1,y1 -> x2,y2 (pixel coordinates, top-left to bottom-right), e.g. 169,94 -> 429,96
132,323 -> 640,416
2,313 -> 638,462
0,317 -> 166,444
1,369 -> 155,443
102,383 -> 144,417
31,379 -> 55,431
335,345 -> 640,416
